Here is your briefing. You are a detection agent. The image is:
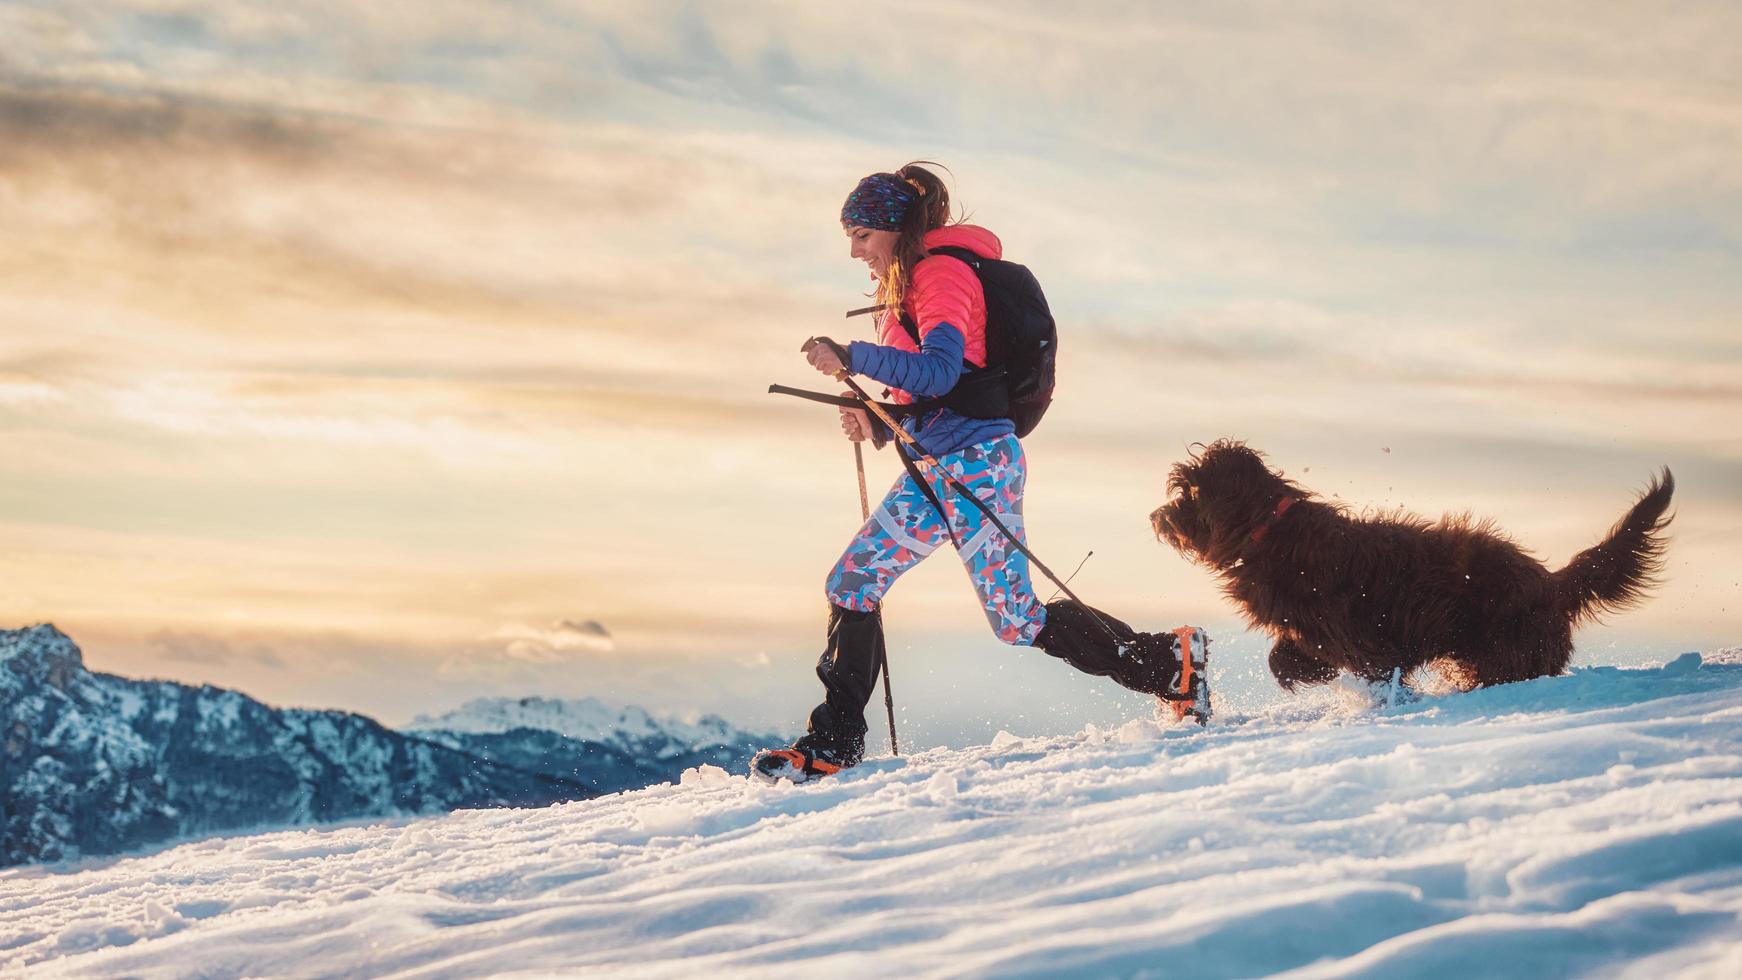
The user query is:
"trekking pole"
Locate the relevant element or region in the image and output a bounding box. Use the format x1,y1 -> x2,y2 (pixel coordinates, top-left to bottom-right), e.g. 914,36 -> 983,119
795,337 -> 1129,649
851,438 -> 900,757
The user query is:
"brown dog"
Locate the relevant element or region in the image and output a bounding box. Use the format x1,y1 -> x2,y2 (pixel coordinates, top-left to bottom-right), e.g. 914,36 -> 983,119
1150,440 -> 1674,691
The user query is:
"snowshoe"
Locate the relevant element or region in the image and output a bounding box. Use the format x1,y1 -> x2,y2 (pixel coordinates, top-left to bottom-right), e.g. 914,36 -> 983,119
750,747 -> 844,784
1161,626 -> 1212,725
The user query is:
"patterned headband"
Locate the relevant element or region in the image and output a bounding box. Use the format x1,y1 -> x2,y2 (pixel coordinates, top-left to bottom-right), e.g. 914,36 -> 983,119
840,173 -> 924,231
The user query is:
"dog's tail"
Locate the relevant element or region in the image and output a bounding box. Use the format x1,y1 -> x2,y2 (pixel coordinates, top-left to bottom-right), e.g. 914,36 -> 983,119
1553,468 -> 1674,626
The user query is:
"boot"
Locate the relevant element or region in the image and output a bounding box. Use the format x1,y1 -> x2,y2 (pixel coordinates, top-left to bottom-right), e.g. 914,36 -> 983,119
750,746 -> 844,783
1033,600 -> 1211,723
788,603 -> 885,770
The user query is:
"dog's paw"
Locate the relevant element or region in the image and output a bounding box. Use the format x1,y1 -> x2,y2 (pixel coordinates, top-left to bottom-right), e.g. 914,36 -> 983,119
1327,671 -> 1421,711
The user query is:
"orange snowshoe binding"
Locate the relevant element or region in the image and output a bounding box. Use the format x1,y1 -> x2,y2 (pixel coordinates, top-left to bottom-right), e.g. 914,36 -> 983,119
1161,626 -> 1212,725
750,747 -> 845,784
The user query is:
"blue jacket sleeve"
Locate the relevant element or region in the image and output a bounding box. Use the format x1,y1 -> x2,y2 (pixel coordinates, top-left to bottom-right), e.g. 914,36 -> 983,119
846,323 -> 966,398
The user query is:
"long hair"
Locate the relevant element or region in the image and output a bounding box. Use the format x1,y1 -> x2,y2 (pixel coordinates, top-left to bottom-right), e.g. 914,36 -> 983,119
873,161 -> 955,313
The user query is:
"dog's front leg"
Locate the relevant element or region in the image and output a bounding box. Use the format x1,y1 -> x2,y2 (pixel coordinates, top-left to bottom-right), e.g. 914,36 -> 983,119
1268,635 -> 1341,691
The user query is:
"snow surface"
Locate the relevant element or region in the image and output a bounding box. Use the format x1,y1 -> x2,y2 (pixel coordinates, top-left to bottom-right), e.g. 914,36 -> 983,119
6,651 -> 1742,978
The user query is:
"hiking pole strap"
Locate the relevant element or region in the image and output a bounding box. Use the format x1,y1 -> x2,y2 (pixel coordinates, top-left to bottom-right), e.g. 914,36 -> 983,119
768,383 -> 907,414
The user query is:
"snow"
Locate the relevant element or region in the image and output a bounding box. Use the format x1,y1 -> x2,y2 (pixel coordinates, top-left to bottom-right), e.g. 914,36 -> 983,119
409,695 -> 664,741
5,652 -> 1741,977
406,694 -> 759,757
193,689 -> 243,732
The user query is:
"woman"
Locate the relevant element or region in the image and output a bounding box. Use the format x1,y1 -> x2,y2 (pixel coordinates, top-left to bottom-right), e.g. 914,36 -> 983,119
753,163 -> 1191,783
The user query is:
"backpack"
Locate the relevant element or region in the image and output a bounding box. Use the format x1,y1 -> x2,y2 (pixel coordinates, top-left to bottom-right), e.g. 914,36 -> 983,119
896,245 -> 1057,438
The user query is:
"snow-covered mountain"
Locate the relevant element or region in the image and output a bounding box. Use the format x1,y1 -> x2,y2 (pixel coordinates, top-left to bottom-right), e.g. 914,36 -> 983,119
404,696 -> 785,795
0,625 -> 592,867
8,648 -> 1739,977
411,695 -> 762,755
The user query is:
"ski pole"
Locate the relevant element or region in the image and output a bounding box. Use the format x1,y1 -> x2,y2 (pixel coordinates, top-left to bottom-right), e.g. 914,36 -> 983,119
851,437 -> 900,757
798,337 -> 1117,640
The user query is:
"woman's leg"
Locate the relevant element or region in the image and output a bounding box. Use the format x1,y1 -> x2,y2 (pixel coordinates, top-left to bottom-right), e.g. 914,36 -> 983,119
1033,599 -> 1176,693
824,469 -> 953,612
799,470 -> 952,766
932,435 -> 1048,646
931,437 -> 1185,698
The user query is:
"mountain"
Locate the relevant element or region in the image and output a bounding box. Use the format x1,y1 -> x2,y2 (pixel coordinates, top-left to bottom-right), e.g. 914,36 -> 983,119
404,696 -> 786,795
6,648 -> 1738,976
0,624 -> 592,867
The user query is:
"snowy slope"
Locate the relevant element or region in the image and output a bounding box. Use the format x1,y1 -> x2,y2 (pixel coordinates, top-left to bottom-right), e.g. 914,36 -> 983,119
6,651 -> 1741,978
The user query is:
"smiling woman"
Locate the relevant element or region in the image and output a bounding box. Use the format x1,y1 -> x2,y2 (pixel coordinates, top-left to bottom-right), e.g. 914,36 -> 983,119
841,163 -> 953,311
754,163 -> 1207,783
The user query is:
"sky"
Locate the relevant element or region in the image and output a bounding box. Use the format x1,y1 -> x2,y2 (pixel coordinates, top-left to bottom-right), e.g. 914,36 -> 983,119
2,1 -> 1739,746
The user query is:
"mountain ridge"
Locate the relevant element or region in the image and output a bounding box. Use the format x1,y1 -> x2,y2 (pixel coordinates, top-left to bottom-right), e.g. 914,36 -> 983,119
404,694 -> 787,796
2,623 -> 790,866
2,624 -> 590,866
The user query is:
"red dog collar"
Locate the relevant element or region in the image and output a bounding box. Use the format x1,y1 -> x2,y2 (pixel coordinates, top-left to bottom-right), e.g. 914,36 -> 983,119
1250,495 -> 1298,543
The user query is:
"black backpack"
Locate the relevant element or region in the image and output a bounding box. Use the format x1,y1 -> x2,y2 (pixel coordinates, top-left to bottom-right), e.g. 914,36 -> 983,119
896,245 -> 1057,437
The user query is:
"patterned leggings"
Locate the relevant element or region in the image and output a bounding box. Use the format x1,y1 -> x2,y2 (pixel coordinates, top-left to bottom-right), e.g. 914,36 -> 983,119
825,434 -> 1047,646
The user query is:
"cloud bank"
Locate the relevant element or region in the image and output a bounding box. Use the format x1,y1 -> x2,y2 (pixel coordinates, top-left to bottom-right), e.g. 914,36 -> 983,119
2,2 -> 1736,729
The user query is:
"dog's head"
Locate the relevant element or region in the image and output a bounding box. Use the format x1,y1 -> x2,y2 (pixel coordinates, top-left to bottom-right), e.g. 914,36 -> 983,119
1151,440 -> 1302,570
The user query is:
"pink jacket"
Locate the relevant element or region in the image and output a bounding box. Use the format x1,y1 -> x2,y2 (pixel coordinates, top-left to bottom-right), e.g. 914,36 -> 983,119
875,224 -> 1002,380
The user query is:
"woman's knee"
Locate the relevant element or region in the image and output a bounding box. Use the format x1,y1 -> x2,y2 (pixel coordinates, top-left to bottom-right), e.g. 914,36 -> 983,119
824,565 -> 883,612
826,584 -> 880,612
984,604 -> 1045,646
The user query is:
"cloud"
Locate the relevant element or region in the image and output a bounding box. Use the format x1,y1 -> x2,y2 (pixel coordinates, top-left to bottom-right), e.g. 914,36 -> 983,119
550,619 -> 613,647
15,3 -> 1742,216
431,636 -> 611,691
0,80 -> 839,459
0,82 -> 333,161
0,78 -> 860,366
146,629 -> 286,669
0,373 -> 66,407
488,619 -> 616,664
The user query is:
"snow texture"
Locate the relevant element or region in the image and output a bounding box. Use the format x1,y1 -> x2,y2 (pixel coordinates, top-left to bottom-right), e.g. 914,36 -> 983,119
5,649 -> 1740,977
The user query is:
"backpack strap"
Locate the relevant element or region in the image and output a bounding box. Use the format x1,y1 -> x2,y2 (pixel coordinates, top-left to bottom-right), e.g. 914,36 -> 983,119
895,246 -> 1011,421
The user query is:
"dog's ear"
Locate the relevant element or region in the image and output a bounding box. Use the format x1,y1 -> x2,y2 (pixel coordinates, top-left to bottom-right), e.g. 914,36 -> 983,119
1228,444 -> 1275,481
1173,442 -> 1289,566
1205,442 -> 1300,497
1192,442 -> 1259,492
1166,466 -> 1196,500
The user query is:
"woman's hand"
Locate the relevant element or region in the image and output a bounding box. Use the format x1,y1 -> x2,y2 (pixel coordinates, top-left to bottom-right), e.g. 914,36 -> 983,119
839,396 -> 873,442
806,343 -> 847,378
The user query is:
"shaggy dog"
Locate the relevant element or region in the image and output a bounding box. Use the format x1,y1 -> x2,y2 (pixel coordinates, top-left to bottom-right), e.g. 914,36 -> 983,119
1150,440 -> 1674,691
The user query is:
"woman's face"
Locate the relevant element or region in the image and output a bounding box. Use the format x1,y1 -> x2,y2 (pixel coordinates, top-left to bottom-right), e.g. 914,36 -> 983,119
845,225 -> 898,279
